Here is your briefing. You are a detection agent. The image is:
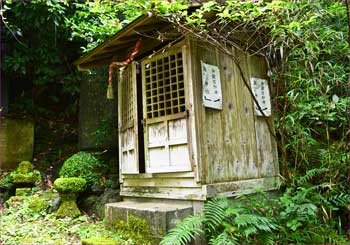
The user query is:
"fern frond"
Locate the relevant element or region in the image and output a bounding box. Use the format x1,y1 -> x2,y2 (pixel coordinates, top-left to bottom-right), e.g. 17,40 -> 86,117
257,231 -> 276,245
327,193 -> 350,207
234,214 -> 277,232
296,167 -> 328,186
243,225 -> 258,237
224,204 -> 244,217
209,230 -> 239,245
160,215 -> 204,245
204,198 -> 229,233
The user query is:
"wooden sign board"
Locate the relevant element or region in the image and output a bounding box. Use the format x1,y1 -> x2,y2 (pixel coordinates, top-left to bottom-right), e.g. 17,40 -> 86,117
250,77 -> 271,116
201,61 -> 222,110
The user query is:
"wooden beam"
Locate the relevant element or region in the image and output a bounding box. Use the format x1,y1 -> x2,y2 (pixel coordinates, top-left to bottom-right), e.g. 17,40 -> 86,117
118,35 -> 140,43
204,177 -> 280,198
134,22 -> 169,33
77,58 -> 111,70
120,186 -> 206,200
102,42 -> 133,52
89,53 -> 113,61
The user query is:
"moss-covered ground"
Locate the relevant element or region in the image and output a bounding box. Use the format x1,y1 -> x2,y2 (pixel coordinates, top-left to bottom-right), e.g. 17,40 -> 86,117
0,195 -> 149,244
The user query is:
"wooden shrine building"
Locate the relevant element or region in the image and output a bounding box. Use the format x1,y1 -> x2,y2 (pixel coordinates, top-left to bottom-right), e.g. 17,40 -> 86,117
75,14 -> 279,236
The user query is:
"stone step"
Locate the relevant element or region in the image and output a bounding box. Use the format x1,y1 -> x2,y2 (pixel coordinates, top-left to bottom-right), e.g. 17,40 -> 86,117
105,201 -> 193,237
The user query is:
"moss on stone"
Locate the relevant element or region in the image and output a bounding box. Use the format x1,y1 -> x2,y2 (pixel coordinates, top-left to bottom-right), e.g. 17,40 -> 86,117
55,198 -> 81,218
40,189 -> 60,199
54,177 -> 86,193
11,170 -> 41,186
28,195 -> 51,213
27,190 -> 60,213
5,195 -> 30,208
15,187 -> 32,196
17,161 -> 34,173
9,162 -> 42,187
1,119 -> 34,170
81,237 -> 118,245
109,216 -> 160,244
53,178 -> 86,218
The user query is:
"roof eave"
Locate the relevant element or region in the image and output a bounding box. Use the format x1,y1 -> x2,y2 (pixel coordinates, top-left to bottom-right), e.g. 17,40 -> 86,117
74,15 -> 150,70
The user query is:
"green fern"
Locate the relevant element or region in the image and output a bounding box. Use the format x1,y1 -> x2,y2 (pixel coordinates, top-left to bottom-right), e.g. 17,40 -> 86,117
296,167 -> 328,186
160,215 -> 204,245
257,231 -> 276,245
209,230 -> 239,245
161,187 -> 349,245
203,198 -> 229,233
234,214 -> 278,236
327,193 -> 349,207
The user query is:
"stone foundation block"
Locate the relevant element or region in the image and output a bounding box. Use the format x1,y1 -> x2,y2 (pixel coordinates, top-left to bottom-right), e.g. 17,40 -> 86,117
105,201 -> 193,237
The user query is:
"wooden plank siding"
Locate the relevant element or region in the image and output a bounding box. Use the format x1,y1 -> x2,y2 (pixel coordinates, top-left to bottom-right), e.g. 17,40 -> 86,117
247,55 -> 279,177
189,38 -> 278,184
121,172 -> 205,200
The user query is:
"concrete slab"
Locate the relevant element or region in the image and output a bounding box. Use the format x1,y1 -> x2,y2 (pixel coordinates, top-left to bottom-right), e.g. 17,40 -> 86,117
105,201 -> 193,237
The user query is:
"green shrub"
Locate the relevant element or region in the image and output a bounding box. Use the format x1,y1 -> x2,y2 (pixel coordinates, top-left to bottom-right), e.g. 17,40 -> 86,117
59,151 -> 107,189
54,177 -> 86,193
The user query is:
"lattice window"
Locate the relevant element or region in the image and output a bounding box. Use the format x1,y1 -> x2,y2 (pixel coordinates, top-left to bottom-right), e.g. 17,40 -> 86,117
121,66 -> 134,127
144,51 -> 186,119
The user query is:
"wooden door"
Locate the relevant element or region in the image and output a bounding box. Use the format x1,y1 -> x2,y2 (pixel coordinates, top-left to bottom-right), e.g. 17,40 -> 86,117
118,63 -> 139,174
142,47 -> 192,173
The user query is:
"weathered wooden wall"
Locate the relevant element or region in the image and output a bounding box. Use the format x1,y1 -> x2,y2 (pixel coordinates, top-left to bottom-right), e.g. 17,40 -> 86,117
121,172 -> 204,200
189,39 -> 279,184
248,55 -> 279,178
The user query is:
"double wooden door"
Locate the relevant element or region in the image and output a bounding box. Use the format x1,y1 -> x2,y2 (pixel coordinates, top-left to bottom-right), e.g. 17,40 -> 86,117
119,47 -> 192,175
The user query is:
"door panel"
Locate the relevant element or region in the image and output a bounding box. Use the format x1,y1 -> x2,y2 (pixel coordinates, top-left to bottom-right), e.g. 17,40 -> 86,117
119,63 -> 139,174
120,127 -> 137,173
146,118 -> 191,173
142,47 -> 192,173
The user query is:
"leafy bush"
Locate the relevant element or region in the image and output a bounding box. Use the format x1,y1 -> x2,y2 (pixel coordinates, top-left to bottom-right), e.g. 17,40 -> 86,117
59,151 -> 107,189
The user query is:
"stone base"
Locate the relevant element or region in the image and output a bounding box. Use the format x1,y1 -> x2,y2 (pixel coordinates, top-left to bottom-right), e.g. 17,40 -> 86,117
55,199 -> 81,218
105,201 -> 193,237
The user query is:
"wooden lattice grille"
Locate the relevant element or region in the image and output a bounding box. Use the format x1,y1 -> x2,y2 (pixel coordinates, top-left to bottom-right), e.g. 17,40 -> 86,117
121,66 -> 134,127
144,51 -> 185,119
